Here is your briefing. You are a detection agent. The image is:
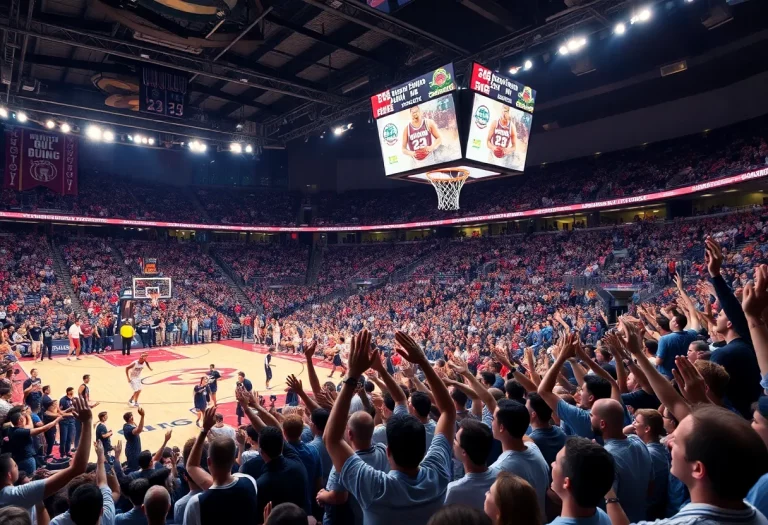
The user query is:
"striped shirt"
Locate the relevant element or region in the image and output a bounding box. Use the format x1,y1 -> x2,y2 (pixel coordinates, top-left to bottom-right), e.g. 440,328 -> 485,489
633,502 -> 768,525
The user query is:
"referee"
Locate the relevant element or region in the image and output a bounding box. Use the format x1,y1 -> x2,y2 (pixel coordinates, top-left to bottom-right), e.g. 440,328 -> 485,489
120,320 -> 135,356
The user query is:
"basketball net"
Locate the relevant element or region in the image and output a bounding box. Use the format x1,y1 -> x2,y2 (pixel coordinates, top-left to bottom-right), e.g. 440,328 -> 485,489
149,292 -> 160,307
426,168 -> 470,211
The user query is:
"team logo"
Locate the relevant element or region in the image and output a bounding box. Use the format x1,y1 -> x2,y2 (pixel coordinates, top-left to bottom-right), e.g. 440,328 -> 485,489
388,155 -> 399,165
382,123 -> 398,146
429,67 -> 454,94
474,105 -> 490,129
516,86 -> 535,113
472,138 -> 482,150
30,161 -> 58,182
141,367 -> 237,386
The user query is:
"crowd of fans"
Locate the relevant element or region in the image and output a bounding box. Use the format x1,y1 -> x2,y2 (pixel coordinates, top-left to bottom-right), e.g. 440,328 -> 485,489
214,243 -> 309,285
317,242 -> 438,286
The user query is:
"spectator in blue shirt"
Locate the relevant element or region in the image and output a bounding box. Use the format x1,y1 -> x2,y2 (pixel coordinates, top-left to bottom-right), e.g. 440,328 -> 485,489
525,393 -> 567,470
632,408 -> 670,519
324,329 -> 456,525
444,419 -> 495,511
549,437 -> 616,525
654,313 -> 697,379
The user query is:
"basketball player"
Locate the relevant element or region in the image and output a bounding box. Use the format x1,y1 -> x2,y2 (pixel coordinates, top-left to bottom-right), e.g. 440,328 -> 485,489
75,374 -> 99,449
207,364 -> 221,406
273,319 -> 281,351
327,336 -> 348,378
402,105 -> 442,168
486,105 -> 518,164
126,352 -> 153,407
264,346 -> 276,390
235,371 -> 253,426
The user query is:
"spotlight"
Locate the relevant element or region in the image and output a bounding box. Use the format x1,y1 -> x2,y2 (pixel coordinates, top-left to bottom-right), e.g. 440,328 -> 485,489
614,22 -> 626,35
127,135 -> 133,142
148,138 -> 155,146
141,137 -> 148,145
567,37 -> 587,51
60,123 -> 71,133
523,59 -> 533,71
558,45 -> 570,56
631,7 -> 652,24
245,144 -> 253,154
189,140 -> 207,153
0,107 -> 7,119
230,143 -> 243,154
509,66 -> 521,75
333,127 -> 344,136
45,120 -> 56,129
199,143 -> 207,153
102,130 -> 115,142
86,125 -> 102,141
16,112 -> 28,123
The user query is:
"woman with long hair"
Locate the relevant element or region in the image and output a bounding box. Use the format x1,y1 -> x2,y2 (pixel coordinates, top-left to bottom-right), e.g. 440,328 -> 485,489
484,472 -> 543,525
193,376 -> 209,427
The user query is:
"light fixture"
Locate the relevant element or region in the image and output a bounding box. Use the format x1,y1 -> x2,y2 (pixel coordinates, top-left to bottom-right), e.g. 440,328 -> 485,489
86,125 -> 102,141
0,107 -> 7,119
16,112 -> 28,123
148,138 -> 155,145
558,45 -> 569,55
45,120 -> 56,129
60,123 -> 71,133
631,7 -> 652,24
614,22 -> 626,35
333,127 -> 344,136
523,59 -> 533,71
230,142 -> 243,154
245,144 -> 253,154
509,66 -> 521,75
141,137 -> 148,145
127,135 -> 133,142
102,130 -> 115,142
567,37 -> 587,51
199,143 -> 207,152
189,140 -> 207,153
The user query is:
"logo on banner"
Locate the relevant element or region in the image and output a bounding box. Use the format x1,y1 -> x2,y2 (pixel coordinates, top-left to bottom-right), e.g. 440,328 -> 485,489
382,123 -> 398,146
141,367 -> 237,386
429,67 -> 454,96
474,105 -> 490,129
516,87 -> 535,112
30,161 -> 58,182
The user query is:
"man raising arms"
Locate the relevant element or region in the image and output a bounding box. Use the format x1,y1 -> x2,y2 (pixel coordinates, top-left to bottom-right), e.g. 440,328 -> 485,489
324,329 -> 456,524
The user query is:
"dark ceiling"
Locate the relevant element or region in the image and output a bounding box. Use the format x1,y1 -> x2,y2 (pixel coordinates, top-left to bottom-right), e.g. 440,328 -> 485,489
1,0 -> 766,148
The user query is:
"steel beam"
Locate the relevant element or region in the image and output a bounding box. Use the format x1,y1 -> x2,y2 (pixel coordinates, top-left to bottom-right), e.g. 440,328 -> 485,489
0,18 -> 349,105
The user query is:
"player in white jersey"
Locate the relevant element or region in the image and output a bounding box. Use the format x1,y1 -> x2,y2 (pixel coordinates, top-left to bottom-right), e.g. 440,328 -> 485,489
486,105 -> 519,167
402,105 -> 442,169
125,352 -> 153,407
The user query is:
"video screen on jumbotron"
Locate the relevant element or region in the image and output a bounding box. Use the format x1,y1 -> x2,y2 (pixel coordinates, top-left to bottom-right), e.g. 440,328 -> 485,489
371,64 -> 463,177
465,63 -> 536,172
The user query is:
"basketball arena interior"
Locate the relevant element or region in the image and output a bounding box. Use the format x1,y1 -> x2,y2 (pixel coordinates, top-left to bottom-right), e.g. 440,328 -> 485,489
1,0 -> 768,523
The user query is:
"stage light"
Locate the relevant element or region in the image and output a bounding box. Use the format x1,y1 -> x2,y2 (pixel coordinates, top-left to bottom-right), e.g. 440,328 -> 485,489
189,140 -> 207,153
60,123 -> 71,133
45,120 -> 56,129
148,138 -> 155,145
523,60 -> 533,71
102,130 -> 115,142
245,144 -> 253,154
86,125 -> 102,141
230,142 -> 243,154
566,37 -> 587,52
16,112 -> 28,123
558,45 -> 569,55
614,22 -> 626,35
333,126 -> 344,136
199,143 -> 207,152
0,107 -> 7,119
509,66 -> 521,75
141,137 -> 148,145
631,7 -> 652,24
127,135 -> 133,142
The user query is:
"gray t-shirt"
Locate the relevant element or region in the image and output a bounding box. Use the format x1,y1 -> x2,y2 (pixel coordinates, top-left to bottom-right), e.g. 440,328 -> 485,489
489,443 -> 549,522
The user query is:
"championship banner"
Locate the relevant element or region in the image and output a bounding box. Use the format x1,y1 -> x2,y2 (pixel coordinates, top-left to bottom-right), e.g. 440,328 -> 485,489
469,62 -> 536,114
4,127 -> 78,195
140,66 -> 187,118
371,63 -> 456,119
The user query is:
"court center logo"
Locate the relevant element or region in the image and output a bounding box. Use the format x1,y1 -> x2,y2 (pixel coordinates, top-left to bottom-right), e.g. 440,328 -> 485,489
30,161 -> 58,182
382,123 -> 398,146
141,367 -> 237,386
474,105 -> 490,129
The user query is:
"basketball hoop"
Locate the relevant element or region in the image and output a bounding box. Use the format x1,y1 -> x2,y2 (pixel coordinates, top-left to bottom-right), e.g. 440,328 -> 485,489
426,168 -> 470,211
149,291 -> 160,308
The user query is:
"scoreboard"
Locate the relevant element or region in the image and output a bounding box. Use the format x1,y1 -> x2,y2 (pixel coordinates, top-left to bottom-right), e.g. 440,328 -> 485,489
469,62 -> 536,114
370,64 -> 457,119
139,66 -> 188,119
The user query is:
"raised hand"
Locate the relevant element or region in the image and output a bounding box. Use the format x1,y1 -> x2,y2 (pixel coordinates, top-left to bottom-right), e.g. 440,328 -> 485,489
315,389 -> 335,410
672,356 -> 709,405
202,406 -> 217,432
704,237 -> 723,278
94,439 -> 105,461
72,397 -> 93,423
235,386 -> 251,406
348,329 -> 378,378
137,407 -> 145,417
304,340 -> 317,360
618,317 -> 643,356
164,429 -> 172,442
401,361 -> 415,379
236,428 -> 246,445
285,374 -> 304,394
673,271 -> 683,290
394,331 -> 427,365
448,356 -> 469,376
263,501 -> 273,525
743,264 -> 768,319
114,439 -> 122,458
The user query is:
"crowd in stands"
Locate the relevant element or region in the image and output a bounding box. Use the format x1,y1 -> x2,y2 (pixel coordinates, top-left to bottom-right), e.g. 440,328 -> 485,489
214,243 -> 309,284
59,237 -> 125,318
196,189 -> 298,226
317,242 -> 438,285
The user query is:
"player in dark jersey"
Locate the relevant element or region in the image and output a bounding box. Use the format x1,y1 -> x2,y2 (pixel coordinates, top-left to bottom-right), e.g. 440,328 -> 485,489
402,105 -> 442,165
264,346 -> 276,389
207,364 -> 221,406
486,105 -> 518,161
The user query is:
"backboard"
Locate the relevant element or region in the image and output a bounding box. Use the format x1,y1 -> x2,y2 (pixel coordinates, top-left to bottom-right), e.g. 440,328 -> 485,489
132,277 -> 172,300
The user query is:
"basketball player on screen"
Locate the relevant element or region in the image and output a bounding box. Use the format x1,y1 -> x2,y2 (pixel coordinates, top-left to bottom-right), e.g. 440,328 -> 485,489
402,105 -> 442,167
486,105 -> 518,163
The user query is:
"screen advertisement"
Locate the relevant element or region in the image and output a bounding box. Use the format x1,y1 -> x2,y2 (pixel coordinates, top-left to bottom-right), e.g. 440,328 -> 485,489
465,93 -> 533,172
376,93 -> 462,176
371,64 -> 456,119
469,62 -> 536,114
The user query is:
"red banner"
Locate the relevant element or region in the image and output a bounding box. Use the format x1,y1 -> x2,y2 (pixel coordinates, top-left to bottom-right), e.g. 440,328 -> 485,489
4,127 -> 78,195
0,166 -> 765,232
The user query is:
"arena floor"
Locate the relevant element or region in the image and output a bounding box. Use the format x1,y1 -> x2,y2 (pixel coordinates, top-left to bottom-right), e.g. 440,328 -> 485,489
16,341 -> 334,462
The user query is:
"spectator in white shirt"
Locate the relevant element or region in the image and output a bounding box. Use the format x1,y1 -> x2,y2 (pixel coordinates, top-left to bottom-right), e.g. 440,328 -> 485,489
67,320 -> 83,360
207,414 -> 236,442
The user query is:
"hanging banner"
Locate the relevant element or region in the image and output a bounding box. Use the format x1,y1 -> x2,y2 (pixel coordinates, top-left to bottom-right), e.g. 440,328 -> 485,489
140,66 -> 187,118
4,127 -> 78,195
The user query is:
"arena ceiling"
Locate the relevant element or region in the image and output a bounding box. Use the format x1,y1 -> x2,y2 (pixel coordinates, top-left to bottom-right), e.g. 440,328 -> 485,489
1,0 -> 766,148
